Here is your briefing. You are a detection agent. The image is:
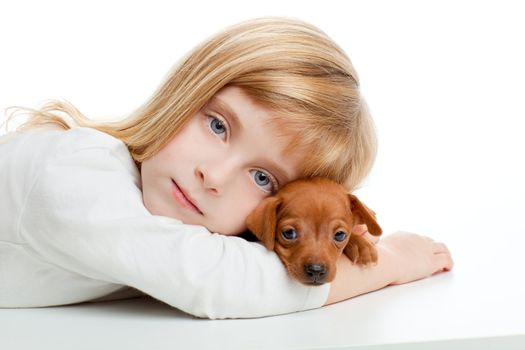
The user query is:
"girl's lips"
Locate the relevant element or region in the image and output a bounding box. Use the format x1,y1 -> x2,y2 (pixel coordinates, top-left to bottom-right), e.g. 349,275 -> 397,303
171,179 -> 203,215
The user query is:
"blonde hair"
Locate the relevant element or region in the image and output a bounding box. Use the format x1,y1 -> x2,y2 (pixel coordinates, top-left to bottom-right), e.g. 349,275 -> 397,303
3,17 -> 377,190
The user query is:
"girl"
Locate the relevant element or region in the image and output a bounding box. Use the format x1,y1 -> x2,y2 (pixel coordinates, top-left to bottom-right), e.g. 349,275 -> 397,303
0,17 -> 453,319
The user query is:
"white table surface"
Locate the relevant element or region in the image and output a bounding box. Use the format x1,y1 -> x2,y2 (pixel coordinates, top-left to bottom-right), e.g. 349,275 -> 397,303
2,225 -> 525,350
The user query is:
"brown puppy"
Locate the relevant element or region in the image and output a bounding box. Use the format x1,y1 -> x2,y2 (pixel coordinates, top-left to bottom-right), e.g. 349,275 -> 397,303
246,177 -> 382,285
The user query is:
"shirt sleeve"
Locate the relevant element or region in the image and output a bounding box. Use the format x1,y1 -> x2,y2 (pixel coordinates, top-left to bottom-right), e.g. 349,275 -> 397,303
18,138 -> 330,319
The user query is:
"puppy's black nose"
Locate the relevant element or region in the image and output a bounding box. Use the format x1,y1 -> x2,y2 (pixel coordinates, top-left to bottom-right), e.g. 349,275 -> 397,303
304,263 -> 327,282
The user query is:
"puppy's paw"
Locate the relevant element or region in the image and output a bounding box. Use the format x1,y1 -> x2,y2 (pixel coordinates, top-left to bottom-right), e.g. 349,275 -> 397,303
344,235 -> 378,266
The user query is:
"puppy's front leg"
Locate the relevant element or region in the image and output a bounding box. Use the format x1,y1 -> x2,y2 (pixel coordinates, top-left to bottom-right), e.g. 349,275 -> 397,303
344,234 -> 378,265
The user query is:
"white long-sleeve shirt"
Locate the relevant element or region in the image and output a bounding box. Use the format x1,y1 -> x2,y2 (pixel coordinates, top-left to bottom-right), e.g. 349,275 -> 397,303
0,127 -> 329,319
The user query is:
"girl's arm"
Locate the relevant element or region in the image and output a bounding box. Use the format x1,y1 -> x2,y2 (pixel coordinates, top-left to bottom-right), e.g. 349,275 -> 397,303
7,129 -> 452,318
12,128 -> 329,319
325,232 -> 454,305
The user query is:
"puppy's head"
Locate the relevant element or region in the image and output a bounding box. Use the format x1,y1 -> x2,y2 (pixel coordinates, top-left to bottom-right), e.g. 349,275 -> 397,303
246,177 -> 381,285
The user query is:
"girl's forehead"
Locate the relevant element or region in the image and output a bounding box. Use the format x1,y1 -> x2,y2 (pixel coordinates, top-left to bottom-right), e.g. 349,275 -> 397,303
211,87 -> 290,139
213,86 -> 299,138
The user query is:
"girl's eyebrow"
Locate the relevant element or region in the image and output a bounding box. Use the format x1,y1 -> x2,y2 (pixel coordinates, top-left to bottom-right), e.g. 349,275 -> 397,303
208,96 -> 243,132
208,96 -> 293,185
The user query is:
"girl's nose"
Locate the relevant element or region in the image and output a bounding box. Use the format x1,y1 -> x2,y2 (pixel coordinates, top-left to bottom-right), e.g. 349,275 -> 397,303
195,156 -> 240,194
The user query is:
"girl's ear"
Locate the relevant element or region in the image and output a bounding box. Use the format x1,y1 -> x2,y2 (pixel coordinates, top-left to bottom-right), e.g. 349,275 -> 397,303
245,196 -> 282,251
348,194 -> 382,236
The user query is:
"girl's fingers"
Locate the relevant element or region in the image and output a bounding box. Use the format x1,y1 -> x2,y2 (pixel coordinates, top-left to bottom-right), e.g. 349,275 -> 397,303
432,241 -> 449,254
351,224 -> 380,244
432,241 -> 453,270
352,224 -> 368,235
433,250 -> 454,272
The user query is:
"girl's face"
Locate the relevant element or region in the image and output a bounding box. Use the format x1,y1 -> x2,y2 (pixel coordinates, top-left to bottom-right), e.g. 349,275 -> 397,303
140,86 -> 304,235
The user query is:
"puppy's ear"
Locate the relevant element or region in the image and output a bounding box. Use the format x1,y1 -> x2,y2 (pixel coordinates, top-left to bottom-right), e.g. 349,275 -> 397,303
245,196 -> 282,250
348,194 -> 382,236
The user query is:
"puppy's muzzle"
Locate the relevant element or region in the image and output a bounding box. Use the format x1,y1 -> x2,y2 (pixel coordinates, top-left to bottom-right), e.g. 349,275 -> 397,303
304,263 -> 328,284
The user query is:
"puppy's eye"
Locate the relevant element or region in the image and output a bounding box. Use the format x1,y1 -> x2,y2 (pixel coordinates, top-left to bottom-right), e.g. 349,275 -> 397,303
334,231 -> 347,242
281,229 -> 298,240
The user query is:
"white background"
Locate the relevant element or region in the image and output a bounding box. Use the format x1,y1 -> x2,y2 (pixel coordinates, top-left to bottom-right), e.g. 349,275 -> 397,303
1,0 -> 524,276
2,1 -> 525,348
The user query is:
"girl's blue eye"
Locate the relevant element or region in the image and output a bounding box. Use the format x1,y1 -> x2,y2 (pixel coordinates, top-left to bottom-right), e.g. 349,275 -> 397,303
209,116 -> 227,135
250,170 -> 278,193
254,170 -> 269,186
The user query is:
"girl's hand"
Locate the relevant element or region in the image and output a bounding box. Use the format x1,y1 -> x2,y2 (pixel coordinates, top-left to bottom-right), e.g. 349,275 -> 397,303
381,231 -> 454,285
352,224 -> 380,244
325,231 -> 453,305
